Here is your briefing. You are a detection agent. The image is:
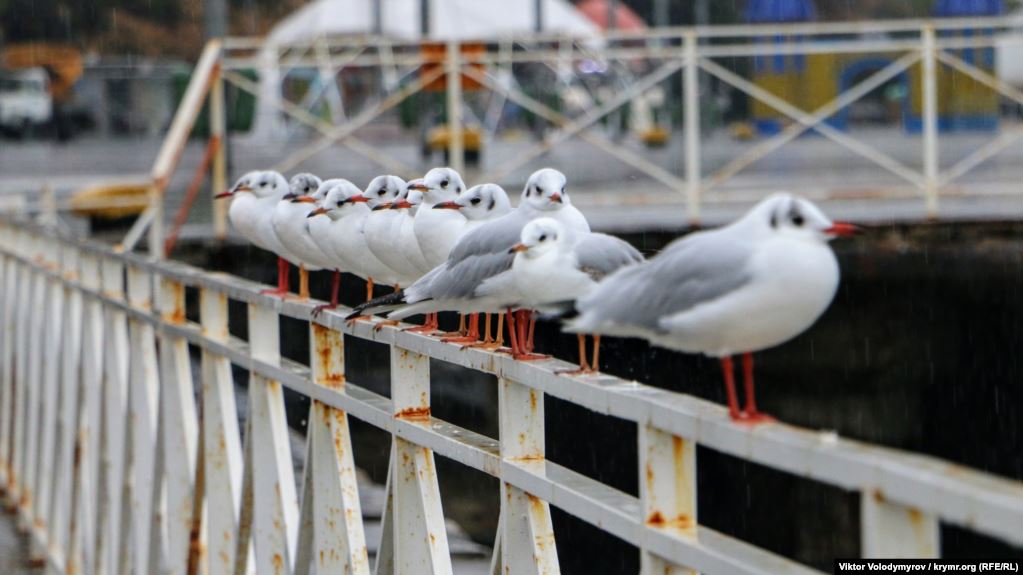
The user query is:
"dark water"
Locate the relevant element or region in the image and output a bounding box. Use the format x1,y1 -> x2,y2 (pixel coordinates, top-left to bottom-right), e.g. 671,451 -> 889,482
188,221 -> 1023,572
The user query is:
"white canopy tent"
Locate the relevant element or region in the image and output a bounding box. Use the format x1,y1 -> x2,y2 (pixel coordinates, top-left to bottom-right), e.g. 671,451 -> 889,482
249,0 -> 599,139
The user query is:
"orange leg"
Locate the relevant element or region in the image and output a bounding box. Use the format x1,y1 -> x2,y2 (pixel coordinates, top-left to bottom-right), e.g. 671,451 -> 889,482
442,313 -> 480,344
720,356 -> 742,421
312,270 -> 341,317
366,278 -> 375,301
260,257 -> 291,296
404,312 -> 439,334
740,352 -> 774,424
507,309 -> 547,361
557,334 -> 599,376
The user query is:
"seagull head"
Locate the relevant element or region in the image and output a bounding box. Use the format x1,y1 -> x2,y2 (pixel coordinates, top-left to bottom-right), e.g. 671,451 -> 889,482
510,217 -> 565,259
288,173 -> 322,200
521,168 -> 568,212
359,175 -> 406,210
417,167 -> 465,202
254,171 -> 290,200
755,193 -> 860,242
216,171 -> 260,198
308,180 -> 364,221
435,183 -> 511,221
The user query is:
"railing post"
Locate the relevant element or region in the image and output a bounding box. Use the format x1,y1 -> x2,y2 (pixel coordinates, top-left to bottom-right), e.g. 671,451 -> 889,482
922,24 -> 939,219
96,257 -> 130,574
0,246 -> 18,492
125,265 -> 163,574
446,39 -> 465,175
200,287 -> 246,575
861,492 -> 939,558
497,378 -> 560,575
247,303 -> 299,572
303,323 -> 369,574
46,242 -> 83,572
30,235 -> 66,562
67,251 -> 106,573
211,65 -> 229,241
159,277 -> 203,573
389,346 -> 453,574
16,234 -> 47,533
638,425 -> 697,574
8,230 -> 31,510
684,31 -> 702,227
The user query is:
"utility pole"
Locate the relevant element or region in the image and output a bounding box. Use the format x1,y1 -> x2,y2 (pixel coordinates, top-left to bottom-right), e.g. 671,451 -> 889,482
534,0 -> 544,33
373,0 -> 383,35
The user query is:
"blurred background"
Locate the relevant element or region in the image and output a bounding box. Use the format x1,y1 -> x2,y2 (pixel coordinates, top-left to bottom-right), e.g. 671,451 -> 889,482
1,1 -> 1022,573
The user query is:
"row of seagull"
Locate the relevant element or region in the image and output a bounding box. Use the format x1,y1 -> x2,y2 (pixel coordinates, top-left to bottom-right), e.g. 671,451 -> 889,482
217,166 -> 857,423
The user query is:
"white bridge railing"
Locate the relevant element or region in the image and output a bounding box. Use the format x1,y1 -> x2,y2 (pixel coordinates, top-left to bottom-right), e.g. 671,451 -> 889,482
1,218 -> 1022,574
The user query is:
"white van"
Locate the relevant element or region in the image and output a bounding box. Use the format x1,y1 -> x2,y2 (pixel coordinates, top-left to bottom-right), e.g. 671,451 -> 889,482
0,67 -> 52,136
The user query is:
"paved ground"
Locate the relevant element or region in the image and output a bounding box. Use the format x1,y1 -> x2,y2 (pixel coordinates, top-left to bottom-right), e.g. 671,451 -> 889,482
3,125 -> 1023,234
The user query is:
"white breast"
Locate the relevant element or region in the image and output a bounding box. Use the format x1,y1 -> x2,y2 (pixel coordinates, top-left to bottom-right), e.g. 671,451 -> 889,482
413,208 -> 468,270
657,237 -> 839,357
271,201 -> 333,270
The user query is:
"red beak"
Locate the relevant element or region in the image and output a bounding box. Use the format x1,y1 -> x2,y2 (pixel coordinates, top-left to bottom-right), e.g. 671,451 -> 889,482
307,207 -> 329,217
432,201 -> 460,210
392,199 -> 413,209
824,222 -> 860,237
214,191 -> 234,199
291,195 -> 317,204
509,243 -> 528,254
549,192 -> 563,204
349,194 -> 369,203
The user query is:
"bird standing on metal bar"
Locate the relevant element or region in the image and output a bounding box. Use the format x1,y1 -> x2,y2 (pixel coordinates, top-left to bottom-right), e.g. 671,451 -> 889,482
406,167 -> 469,333
308,179 -> 402,319
271,173 -> 334,300
215,170 -> 300,296
509,217 -> 642,374
567,193 -> 859,423
361,175 -> 416,288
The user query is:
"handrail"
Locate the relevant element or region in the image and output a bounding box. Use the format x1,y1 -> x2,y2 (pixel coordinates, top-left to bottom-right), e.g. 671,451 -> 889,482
1,218 -> 1021,575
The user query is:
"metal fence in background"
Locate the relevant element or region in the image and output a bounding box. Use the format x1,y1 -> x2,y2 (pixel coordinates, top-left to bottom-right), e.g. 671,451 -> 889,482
1,218 -> 1021,574
216,16 -> 1023,228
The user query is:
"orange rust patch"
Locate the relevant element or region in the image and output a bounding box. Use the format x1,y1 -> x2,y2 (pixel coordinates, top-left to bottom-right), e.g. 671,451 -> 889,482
672,436 -> 683,460
429,533 -> 436,545
529,390 -> 538,411
396,406 -> 431,419
908,508 -> 923,524
872,488 -> 886,503
647,511 -> 666,525
272,553 -> 284,574
26,557 -> 46,568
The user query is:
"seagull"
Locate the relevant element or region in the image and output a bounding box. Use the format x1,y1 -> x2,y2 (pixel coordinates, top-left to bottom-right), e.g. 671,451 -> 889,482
271,173 -> 333,300
428,183 -> 513,342
567,193 -> 858,422
360,175 -> 415,288
309,180 -> 402,316
215,170 -> 299,295
350,168 -> 588,358
411,167 -> 469,271
388,182 -> 432,280
303,178 -> 350,310
509,218 -> 642,374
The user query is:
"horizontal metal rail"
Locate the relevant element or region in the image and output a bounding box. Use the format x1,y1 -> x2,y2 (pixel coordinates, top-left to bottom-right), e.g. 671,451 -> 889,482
1,219 -> 1021,575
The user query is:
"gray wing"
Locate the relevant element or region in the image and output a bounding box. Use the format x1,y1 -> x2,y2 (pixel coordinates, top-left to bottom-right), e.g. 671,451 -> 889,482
574,230 -> 753,334
447,210 -> 528,265
574,233 -> 643,282
428,251 -> 516,300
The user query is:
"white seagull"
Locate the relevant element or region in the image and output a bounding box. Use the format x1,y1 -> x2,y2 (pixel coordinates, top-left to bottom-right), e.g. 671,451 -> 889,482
360,175 -> 414,288
310,180 -> 402,314
410,167 -> 468,272
509,218 -> 642,373
271,173 -> 333,300
216,170 -> 299,295
568,193 -> 858,422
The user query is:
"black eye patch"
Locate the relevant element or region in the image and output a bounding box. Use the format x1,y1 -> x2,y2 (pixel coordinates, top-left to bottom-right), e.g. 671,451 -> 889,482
470,197 -> 481,205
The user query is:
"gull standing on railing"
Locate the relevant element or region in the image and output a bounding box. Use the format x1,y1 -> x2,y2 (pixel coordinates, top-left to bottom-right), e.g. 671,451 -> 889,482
509,218 -> 642,374
405,167 -> 469,333
568,193 -> 859,422
309,180 -> 403,319
427,183 -> 513,343
303,178 -> 350,311
360,175 -> 415,288
215,170 -> 301,296
271,173 -> 334,300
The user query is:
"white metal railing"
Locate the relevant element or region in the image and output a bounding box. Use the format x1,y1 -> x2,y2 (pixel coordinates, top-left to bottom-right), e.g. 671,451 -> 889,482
1,219 -> 1022,574
211,17 -> 1023,228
